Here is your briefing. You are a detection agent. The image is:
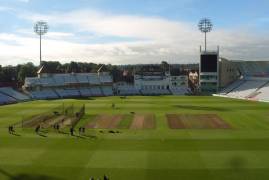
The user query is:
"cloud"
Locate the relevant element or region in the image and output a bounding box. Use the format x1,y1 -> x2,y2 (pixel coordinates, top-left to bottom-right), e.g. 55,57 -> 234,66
1,9 -> 269,65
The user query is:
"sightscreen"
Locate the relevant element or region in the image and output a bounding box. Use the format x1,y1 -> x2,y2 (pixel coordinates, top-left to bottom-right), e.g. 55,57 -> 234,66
200,54 -> 218,72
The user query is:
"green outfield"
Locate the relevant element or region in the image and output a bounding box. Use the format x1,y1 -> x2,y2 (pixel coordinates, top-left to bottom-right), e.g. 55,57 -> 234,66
1,96 -> 269,180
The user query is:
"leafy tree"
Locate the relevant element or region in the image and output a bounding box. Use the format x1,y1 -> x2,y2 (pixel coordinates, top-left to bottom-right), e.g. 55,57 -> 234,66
17,63 -> 37,82
161,61 -> 170,71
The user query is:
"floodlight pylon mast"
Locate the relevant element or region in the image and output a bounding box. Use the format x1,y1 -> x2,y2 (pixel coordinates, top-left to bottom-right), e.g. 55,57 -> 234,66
198,18 -> 213,52
39,33 -> 42,66
34,21 -> 49,67
204,31 -> 207,51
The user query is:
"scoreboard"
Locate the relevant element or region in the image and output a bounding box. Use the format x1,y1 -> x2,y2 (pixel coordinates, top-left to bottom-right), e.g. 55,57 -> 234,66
200,54 -> 218,73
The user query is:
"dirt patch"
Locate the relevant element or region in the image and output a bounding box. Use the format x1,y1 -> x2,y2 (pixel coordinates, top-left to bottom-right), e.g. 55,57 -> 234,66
41,115 -> 65,128
22,114 -> 54,128
166,114 -> 231,129
85,114 -> 123,129
19,104 -> 85,129
58,117 -> 74,128
130,114 -> 155,129
166,114 -> 185,129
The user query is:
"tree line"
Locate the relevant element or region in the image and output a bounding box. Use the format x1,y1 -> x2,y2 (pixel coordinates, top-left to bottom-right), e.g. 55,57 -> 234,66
0,61 -> 134,87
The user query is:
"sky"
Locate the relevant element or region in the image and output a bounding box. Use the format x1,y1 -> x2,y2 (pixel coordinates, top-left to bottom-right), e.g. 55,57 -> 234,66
0,0 -> 268,65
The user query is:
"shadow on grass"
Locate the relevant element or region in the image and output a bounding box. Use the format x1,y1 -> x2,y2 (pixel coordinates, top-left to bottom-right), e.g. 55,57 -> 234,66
72,134 -> 86,139
229,156 -> 247,171
37,133 -> 47,138
72,134 -> 98,139
83,134 -> 98,139
173,105 -> 230,112
74,97 -> 96,101
58,131 -> 69,135
10,133 -> 21,137
0,168 -> 61,180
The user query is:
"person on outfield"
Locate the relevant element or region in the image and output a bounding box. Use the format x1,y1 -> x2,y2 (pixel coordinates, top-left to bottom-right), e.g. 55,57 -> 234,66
104,175 -> 109,180
35,125 -> 40,134
70,127 -> 74,136
78,127 -> 82,135
56,124 -> 60,132
82,127 -> 85,134
9,126 -> 15,134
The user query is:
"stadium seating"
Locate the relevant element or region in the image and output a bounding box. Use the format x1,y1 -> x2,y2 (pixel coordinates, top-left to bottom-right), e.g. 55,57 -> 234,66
64,74 -> 78,84
102,86 -> 113,96
55,88 -> 80,98
0,87 -> 30,101
117,85 -> 140,96
39,77 -> 55,86
100,74 -> 113,84
217,77 -> 269,102
236,61 -> 269,77
170,87 -> 190,95
24,73 -> 114,100
220,80 -> 246,95
24,77 -> 40,87
90,87 -> 103,96
0,93 -> 16,105
251,82 -> 269,101
76,74 -> 90,84
141,89 -> 171,95
78,88 -> 91,97
227,80 -> 267,98
88,75 -> 101,85
53,75 -> 65,86
29,89 -> 59,99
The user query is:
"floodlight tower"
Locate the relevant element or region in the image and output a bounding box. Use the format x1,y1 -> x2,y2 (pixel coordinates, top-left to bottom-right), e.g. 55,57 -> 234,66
34,21 -> 49,66
198,18 -> 213,52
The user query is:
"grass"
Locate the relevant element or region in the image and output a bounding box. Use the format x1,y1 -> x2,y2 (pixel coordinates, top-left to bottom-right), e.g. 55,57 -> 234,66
0,96 -> 269,179
117,114 -> 133,129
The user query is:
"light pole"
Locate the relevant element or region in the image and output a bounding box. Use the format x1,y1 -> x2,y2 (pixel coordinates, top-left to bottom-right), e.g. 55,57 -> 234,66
34,21 -> 49,66
198,18 -> 213,52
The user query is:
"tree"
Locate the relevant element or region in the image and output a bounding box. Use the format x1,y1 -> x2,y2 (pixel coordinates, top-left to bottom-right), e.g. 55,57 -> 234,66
161,61 -> 170,71
17,63 -> 37,82
41,61 -> 61,73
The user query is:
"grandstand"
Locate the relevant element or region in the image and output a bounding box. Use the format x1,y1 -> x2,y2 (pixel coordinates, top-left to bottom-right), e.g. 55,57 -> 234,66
216,61 -> 269,102
22,64 -> 191,99
102,86 -> 114,96
0,92 -> 16,105
134,65 -> 189,95
235,61 -> 269,77
0,87 -> 30,101
255,82 -> 269,101
170,87 -> 190,95
89,87 -> 103,96
116,83 -> 140,96
23,66 -> 114,99
30,89 -> 58,99
218,77 -> 269,101
0,87 -> 30,105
